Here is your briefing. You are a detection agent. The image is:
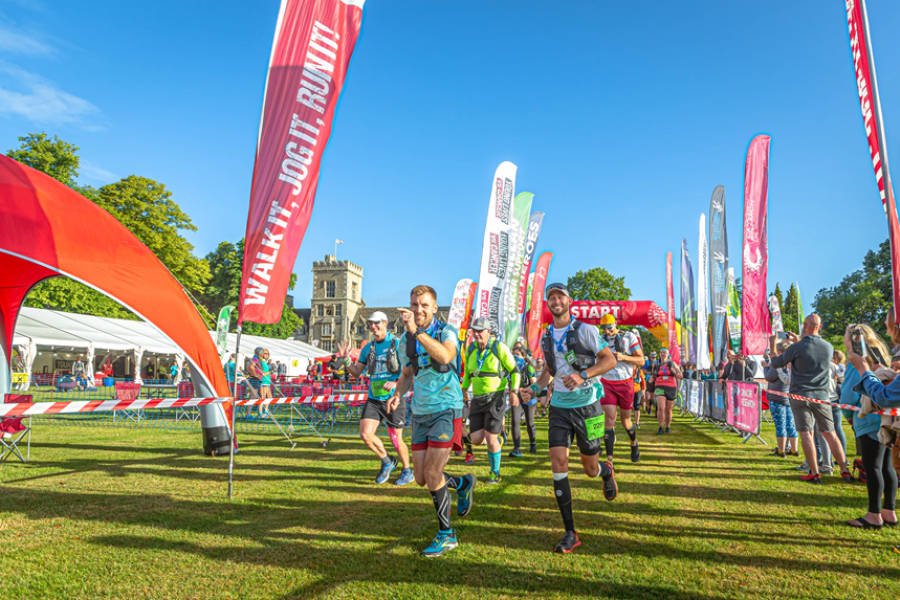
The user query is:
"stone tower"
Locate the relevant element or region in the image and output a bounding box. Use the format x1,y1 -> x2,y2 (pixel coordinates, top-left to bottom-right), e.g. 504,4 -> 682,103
306,255 -> 365,352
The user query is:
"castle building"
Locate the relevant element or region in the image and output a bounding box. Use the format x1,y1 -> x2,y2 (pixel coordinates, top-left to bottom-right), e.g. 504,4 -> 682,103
293,255 -> 448,352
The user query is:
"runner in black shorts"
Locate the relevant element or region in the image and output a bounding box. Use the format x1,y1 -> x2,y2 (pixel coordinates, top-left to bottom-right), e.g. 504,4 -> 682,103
520,283 -> 619,554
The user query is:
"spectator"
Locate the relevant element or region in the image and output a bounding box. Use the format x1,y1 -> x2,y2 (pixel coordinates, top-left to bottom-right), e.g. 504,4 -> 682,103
833,351 -> 846,383
769,314 -> 853,484
719,349 -> 736,379
277,360 -> 287,382
170,362 -> 178,381
73,356 -> 85,378
327,354 -> 345,383
225,354 -> 237,390
829,351 -> 848,458
764,340 -> 799,458
842,324 -> 896,529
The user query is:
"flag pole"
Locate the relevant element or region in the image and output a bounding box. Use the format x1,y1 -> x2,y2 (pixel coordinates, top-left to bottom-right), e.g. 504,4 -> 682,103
228,325 -> 241,500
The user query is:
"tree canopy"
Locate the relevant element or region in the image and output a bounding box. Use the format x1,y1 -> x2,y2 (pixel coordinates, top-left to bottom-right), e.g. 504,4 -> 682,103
567,267 -> 632,301
6,132 -> 80,187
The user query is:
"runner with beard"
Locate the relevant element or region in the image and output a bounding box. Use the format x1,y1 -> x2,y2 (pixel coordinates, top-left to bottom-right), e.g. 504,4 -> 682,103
388,285 -> 475,557
597,314 -> 644,463
520,283 -> 619,554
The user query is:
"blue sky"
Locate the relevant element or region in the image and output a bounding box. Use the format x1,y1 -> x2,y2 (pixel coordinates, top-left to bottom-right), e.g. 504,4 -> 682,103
2,0 -> 900,314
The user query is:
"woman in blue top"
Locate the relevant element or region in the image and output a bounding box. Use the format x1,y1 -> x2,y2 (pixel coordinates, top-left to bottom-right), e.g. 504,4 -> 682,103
843,324 -> 897,530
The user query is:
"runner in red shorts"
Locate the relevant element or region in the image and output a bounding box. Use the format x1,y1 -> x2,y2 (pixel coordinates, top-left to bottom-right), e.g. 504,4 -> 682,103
598,314 -> 645,463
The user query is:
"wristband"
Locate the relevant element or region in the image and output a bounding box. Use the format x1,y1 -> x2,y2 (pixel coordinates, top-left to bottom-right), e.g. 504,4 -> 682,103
341,357 -> 352,367
529,383 -> 541,396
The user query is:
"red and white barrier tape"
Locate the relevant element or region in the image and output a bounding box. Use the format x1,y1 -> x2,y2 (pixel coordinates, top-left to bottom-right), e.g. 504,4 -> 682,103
766,389 -> 900,416
0,393 -> 399,418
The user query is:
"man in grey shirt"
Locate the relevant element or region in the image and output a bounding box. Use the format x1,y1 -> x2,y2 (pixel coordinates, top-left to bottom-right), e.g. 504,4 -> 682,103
769,314 -> 852,484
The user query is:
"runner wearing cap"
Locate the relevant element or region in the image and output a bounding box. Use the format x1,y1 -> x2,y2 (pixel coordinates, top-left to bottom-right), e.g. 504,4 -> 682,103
388,285 -> 476,557
598,313 -> 644,464
510,344 -> 538,456
651,348 -> 682,434
520,283 -> 619,554
461,317 -> 520,483
338,311 -> 414,486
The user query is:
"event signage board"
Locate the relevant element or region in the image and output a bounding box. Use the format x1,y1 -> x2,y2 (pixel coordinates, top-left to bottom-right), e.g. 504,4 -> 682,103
475,162 -> 518,337
517,212 -> 544,316
845,0 -> 900,320
504,193 -> 534,344
697,214 -> 711,369
680,239 -> 696,364
726,381 -> 761,435
707,381 -> 727,422
708,185 -> 728,366
447,279 -> 474,335
239,0 -> 365,324
666,252 -> 681,364
741,135 -> 771,355
527,251 -> 552,358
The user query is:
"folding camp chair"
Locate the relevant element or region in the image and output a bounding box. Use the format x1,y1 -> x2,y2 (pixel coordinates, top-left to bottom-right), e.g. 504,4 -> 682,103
0,394 -> 33,464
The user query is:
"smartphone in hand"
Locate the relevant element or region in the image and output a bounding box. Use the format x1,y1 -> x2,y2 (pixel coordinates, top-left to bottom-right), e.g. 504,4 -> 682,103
850,327 -> 868,357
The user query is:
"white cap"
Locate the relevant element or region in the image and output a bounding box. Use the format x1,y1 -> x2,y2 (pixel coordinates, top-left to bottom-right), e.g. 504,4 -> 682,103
367,311 -> 388,323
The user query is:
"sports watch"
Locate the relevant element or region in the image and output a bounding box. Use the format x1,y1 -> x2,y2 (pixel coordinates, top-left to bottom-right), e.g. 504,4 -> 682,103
579,370 -> 589,381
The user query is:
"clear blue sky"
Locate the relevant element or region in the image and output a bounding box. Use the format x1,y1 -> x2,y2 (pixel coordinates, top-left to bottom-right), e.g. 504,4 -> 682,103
2,0 -> 900,314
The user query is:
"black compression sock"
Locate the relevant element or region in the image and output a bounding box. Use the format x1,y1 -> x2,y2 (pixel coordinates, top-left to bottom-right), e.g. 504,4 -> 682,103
430,484 -> 452,531
463,435 -> 473,453
626,425 -> 637,443
604,428 -> 616,457
444,473 -> 462,490
553,474 -> 575,532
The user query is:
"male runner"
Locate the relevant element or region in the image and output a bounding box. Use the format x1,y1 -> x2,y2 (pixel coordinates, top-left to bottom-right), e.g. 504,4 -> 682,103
651,348 -> 682,434
643,351 -> 659,417
388,285 -> 476,557
520,283 -> 618,554
633,365 -> 646,429
337,311 -> 414,486
510,345 -> 538,456
597,314 -> 644,464
461,317 -> 520,482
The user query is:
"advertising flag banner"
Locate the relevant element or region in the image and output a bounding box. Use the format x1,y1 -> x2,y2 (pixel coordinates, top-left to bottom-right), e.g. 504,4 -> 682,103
797,281 -> 805,328
216,305 -> 235,358
726,381 -> 761,435
460,281 -> 478,342
697,214 -> 711,369
680,239 -> 696,364
239,0 -> 365,324
742,135 -> 771,355
447,279 -> 474,334
708,185 -> 729,366
666,252 -> 682,365
475,162 -> 517,337
769,294 -> 784,333
845,0 -> 900,320
517,211 -> 544,316
527,251 -> 553,358
504,193 -> 534,344
726,268 -> 742,352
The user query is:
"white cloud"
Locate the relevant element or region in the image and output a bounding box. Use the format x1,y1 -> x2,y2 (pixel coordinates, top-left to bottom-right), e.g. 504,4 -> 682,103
0,62 -> 103,130
80,160 -> 116,183
0,27 -> 52,55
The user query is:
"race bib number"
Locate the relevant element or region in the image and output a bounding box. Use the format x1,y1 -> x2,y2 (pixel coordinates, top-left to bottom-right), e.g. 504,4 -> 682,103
371,380 -> 388,398
584,415 -> 604,440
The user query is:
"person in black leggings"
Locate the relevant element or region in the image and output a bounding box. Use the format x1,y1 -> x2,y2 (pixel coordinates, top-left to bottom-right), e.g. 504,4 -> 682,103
510,347 -> 538,456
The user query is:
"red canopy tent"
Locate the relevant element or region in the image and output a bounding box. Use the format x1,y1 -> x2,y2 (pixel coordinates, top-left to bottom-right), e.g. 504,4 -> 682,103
0,156 -> 231,453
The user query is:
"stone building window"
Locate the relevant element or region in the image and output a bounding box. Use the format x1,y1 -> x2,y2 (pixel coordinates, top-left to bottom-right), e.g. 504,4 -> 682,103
321,340 -> 332,352
326,281 -> 335,298
322,324 -> 331,336
356,324 -> 365,334
317,305 -> 324,317
335,305 -> 342,316
351,282 -> 358,300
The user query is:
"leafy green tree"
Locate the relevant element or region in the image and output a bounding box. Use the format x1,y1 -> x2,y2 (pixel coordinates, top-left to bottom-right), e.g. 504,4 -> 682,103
783,283 -> 800,334
772,282 -> 784,321
567,267 -> 631,301
6,132 -> 80,186
95,176 -> 210,293
24,277 -> 137,320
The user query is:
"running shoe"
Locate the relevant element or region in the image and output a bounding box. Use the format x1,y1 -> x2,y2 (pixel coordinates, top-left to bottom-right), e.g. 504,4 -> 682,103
657,427 -> 664,435
394,468 -> 415,486
601,461 -> 618,501
554,530 -> 581,554
772,449 -> 786,458
801,472 -> 822,485
630,444 -> 640,463
500,430 -> 508,446
375,456 -> 398,484
454,449 -> 462,457
421,530 -> 458,557
463,452 -> 475,464
665,427 -> 671,434
841,470 -> 855,483
487,470 -> 502,485
788,450 -> 800,457
457,473 -> 476,516
509,448 -> 523,458
636,423 -> 641,430
529,442 -> 537,454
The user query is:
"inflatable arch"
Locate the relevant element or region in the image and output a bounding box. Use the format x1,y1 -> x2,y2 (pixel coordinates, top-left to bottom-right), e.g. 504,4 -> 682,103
0,156 -> 232,454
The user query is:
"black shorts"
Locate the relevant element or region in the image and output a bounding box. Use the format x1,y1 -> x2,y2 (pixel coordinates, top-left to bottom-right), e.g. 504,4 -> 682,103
468,391 -> 506,434
548,402 -> 604,456
655,386 -> 677,401
361,398 -> 406,429
633,392 -> 642,410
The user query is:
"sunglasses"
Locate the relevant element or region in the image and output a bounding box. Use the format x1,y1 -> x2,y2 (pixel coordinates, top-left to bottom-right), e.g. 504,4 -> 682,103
600,324 -> 615,331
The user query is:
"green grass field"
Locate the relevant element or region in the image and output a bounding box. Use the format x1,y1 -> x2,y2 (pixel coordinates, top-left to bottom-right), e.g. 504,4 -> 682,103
1,413 -> 898,600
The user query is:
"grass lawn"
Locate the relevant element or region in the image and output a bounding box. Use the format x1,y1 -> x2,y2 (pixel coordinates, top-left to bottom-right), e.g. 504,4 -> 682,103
1,412 -> 898,600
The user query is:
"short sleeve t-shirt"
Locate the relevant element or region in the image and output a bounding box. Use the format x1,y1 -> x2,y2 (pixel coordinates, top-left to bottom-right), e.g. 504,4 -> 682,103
398,321 -> 464,416
358,333 -> 402,400
550,322 -> 608,409
258,360 -> 271,386
601,330 -> 641,381
225,361 -> 236,382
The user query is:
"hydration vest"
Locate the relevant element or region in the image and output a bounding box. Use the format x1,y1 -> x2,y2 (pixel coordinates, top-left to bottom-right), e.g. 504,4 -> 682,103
465,340 -> 507,379
405,320 -> 461,377
366,334 -> 400,377
541,319 -> 596,376
604,332 -> 626,353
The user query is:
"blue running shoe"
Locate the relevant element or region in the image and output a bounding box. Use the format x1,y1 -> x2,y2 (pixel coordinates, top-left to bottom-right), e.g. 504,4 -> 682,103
457,473 -> 476,517
421,530 -> 458,557
394,467 -> 415,486
375,456 -> 398,484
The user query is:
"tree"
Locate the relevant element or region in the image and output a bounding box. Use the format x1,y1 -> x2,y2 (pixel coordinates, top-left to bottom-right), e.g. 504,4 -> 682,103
95,176 -> 210,293
6,132 -> 80,186
772,282 -> 784,320
783,283 -> 800,334
202,239 -> 302,339
567,268 -> 631,301
25,277 -> 136,320
813,239 -> 892,347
